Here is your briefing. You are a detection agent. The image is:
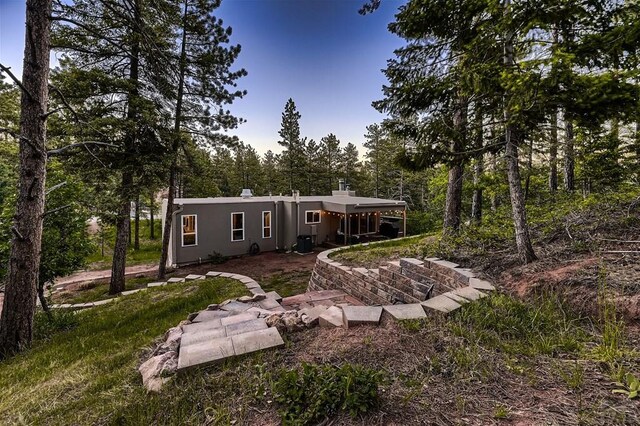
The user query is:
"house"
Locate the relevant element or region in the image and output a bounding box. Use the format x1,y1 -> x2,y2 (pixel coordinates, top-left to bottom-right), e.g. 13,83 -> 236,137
161,185 -> 407,266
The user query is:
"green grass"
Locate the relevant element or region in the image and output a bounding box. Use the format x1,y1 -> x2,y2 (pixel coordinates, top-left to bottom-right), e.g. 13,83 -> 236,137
261,270 -> 311,298
86,219 -> 162,270
449,293 -> 586,357
331,234 -> 434,266
52,276 -> 158,304
0,277 -> 248,425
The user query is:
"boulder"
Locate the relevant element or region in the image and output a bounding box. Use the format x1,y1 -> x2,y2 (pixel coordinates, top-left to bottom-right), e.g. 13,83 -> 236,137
206,304 -> 220,311
139,350 -> 178,392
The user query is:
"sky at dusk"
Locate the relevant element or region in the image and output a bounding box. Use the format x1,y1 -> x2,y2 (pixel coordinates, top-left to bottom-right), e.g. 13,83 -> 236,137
0,0 -> 404,155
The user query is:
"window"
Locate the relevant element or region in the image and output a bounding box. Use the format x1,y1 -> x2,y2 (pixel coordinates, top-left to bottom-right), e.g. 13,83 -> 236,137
305,210 -> 321,224
262,211 -> 272,238
231,212 -> 244,241
182,215 -> 197,246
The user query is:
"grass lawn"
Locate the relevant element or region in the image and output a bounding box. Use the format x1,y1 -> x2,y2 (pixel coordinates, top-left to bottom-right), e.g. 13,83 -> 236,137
260,270 -> 311,298
331,234 -> 435,267
51,276 -> 158,304
0,277 -> 248,425
86,219 -> 162,270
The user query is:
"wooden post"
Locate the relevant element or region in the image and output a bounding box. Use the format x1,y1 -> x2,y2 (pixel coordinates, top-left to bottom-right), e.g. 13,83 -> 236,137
403,209 -> 407,237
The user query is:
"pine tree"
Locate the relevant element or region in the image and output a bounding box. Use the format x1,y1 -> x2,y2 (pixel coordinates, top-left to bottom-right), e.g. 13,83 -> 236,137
158,0 -> 246,279
0,0 -> 52,357
319,133 -> 342,193
277,98 -> 304,192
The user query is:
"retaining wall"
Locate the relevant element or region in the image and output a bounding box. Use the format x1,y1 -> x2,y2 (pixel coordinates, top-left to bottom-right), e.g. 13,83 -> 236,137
308,245 -> 491,306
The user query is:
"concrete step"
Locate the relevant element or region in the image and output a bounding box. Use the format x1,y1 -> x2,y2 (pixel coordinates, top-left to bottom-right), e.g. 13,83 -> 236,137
341,306 -> 383,328
441,291 -> 470,304
469,278 -> 496,291
177,327 -> 284,371
181,318 -> 269,347
318,306 -> 345,328
421,295 -> 462,313
451,286 -> 487,301
383,303 -> 427,320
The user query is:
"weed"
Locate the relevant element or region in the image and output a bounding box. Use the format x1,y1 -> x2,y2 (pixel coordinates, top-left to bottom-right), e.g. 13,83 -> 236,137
613,373 -> 639,399
399,318 -> 428,332
556,360 -> 585,391
493,404 -> 510,420
272,363 -> 383,425
591,266 -> 627,367
33,309 -> 79,341
450,293 -> 585,357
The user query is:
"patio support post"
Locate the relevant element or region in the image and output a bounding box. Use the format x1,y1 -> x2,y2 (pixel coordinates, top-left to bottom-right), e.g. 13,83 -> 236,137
403,209 -> 407,237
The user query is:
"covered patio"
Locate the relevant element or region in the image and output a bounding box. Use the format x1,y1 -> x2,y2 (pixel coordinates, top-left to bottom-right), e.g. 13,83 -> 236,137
319,198 -> 407,246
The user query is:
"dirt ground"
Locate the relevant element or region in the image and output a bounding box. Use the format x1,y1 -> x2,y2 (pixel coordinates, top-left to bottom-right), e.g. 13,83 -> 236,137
50,250 -> 319,299
177,249 -> 318,281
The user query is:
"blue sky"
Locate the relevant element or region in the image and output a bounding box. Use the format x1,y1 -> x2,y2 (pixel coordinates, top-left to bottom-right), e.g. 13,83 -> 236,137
0,0 -> 404,155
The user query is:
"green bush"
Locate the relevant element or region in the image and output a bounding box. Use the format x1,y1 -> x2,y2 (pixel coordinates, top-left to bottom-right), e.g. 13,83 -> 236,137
33,309 -> 79,341
272,363 -> 383,425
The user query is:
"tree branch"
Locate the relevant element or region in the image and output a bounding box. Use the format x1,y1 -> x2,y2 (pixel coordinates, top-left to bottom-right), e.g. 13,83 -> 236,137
42,204 -> 72,218
47,141 -> 118,157
46,181 -> 67,195
0,63 -> 33,100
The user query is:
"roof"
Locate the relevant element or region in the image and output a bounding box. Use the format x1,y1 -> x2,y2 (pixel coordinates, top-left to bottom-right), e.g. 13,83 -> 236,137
173,195 -> 406,210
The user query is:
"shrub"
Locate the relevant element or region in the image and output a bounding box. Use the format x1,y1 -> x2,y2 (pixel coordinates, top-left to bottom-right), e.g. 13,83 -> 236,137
33,309 -> 79,341
272,363 -> 383,425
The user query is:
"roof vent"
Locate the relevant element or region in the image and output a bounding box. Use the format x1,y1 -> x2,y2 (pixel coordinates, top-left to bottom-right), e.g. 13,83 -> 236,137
240,189 -> 253,199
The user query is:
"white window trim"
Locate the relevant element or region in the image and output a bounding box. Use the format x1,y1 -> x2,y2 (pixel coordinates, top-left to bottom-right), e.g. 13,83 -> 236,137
181,214 -> 197,247
231,212 -> 245,242
305,210 -> 321,224
262,210 -> 272,239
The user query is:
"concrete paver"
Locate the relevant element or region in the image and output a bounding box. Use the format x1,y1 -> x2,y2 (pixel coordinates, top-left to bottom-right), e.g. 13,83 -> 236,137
231,327 -> 284,356
383,303 -> 427,320
421,295 -> 462,313
318,306 -> 344,328
341,306 -> 383,328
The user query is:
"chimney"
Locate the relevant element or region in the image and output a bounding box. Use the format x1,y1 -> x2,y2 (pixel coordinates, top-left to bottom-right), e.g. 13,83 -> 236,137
240,189 -> 253,199
338,178 -> 345,191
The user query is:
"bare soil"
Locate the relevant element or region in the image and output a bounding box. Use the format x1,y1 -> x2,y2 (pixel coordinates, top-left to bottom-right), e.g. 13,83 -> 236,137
51,250 -> 319,302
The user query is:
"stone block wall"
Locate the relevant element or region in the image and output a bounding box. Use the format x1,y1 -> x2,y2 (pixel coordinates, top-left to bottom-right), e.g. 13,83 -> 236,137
308,245 -> 481,306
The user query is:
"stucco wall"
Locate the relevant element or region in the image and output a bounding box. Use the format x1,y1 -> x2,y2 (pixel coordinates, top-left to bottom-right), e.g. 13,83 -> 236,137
173,201 -> 278,263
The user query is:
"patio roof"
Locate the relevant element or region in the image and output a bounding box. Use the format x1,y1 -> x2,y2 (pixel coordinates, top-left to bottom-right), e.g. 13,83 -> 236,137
173,195 -> 406,214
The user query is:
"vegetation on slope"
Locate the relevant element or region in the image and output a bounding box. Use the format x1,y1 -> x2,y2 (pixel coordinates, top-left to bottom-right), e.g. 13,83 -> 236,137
0,278 -> 247,425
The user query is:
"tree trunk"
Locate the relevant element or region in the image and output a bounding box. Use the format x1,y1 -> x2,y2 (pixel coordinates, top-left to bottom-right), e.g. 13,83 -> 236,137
149,191 -> 155,240
0,0 -> 52,357
564,119 -> 575,191
109,0 -> 140,294
110,182 -> 132,294
504,0 -> 536,264
471,108 -> 483,222
159,0 -> 188,280
134,193 -> 140,250
524,137 -> 533,201
549,110 -> 558,193
443,95 -> 467,234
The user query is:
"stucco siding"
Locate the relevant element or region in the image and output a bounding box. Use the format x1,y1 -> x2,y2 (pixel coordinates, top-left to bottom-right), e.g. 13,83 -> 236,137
173,201 -> 277,264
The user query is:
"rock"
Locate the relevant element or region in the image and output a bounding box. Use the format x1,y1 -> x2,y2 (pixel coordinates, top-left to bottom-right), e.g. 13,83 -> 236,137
139,351 -> 178,392
187,312 -> 199,322
238,296 -> 254,303
251,294 -> 267,302
206,304 -> 220,311
265,311 -> 304,333
177,320 -> 191,328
